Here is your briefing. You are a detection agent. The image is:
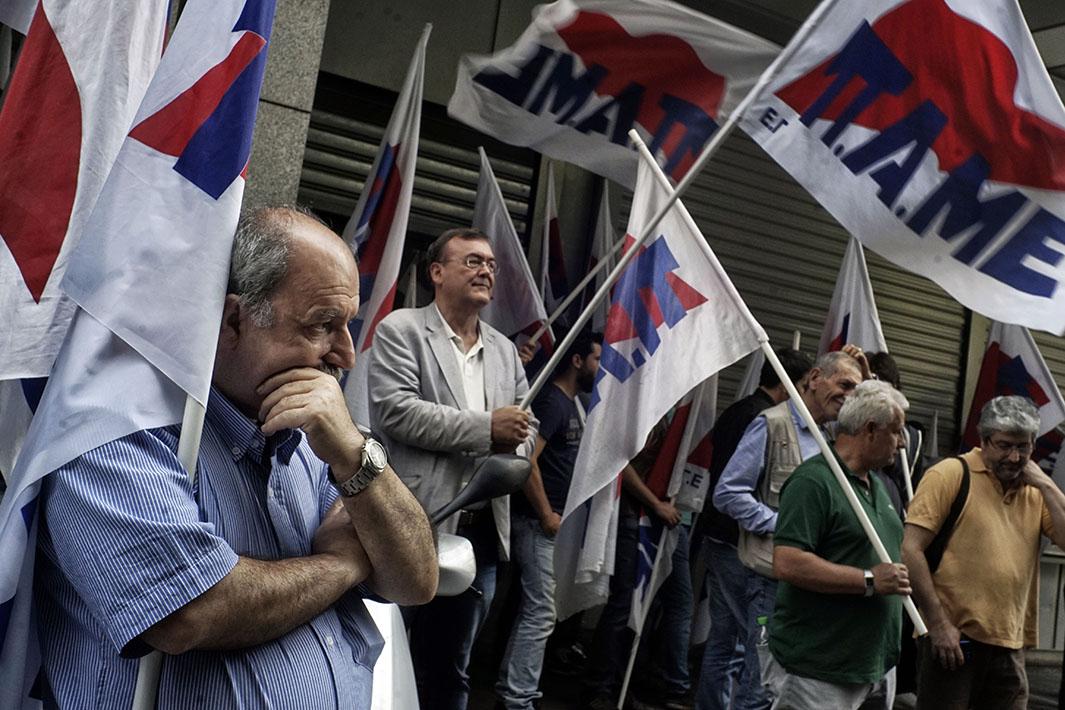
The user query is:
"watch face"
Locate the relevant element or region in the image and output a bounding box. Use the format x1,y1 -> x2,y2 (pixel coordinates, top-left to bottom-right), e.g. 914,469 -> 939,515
364,439 -> 387,471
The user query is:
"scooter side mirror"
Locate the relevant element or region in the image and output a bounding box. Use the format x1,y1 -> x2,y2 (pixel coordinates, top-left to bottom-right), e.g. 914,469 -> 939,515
429,453 -> 531,526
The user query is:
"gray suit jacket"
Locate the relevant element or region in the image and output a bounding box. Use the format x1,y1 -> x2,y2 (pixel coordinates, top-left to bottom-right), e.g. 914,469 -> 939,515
367,304 -> 536,558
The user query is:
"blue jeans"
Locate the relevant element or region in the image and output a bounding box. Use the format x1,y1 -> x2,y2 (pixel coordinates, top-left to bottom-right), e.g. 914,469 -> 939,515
740,572 -> 777,710
586,517 -> 693,701
496,514 -> 557,709
695,540 -> 748,710
645,523 -> 693,697
407,513 -> 498,710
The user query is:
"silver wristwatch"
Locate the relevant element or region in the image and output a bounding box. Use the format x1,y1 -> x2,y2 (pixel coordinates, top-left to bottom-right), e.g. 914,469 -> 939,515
333,438 -> 388,497
863,569 -> 875,597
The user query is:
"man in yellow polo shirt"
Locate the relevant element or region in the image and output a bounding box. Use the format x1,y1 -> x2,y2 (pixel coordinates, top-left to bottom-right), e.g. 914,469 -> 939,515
902,396 -> 1065,709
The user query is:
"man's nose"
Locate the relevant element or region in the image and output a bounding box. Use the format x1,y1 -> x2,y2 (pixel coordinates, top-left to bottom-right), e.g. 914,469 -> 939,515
1006,448 -> 1023,462
327,326 -> 356,370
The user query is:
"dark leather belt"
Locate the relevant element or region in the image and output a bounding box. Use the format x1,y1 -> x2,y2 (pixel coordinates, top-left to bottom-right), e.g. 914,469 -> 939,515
457,507 -> 491,529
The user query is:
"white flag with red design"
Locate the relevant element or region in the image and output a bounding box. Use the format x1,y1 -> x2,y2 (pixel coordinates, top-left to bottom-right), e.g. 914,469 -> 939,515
741,0 -> 1065,334
0,0 -> 167,380
554,157 -> 764,619
0,1 -> 276,705
474,148 -> 553,353
448,0 -> 778,188
961,321 -> 1065,475
818,237 -> 888,355
343,25 -> 429,428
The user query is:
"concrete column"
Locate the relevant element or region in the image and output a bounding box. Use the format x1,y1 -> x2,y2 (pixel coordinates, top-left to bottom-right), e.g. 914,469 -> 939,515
244,0 -> 331,210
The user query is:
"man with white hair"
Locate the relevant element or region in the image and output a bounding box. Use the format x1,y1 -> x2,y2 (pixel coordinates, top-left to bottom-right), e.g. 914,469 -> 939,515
903,396 -> 1065,710
764,380 -> 911,710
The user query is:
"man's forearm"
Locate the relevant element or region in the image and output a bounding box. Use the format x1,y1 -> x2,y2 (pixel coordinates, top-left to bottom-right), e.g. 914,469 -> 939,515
1030,474 -> 1065,549
773,546 -> 864,594
141,552 -> 363,655
341,469 -> 438,604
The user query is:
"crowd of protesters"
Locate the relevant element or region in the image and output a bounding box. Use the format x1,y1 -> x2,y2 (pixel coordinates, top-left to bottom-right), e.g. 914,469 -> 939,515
15,216 -> 1065,710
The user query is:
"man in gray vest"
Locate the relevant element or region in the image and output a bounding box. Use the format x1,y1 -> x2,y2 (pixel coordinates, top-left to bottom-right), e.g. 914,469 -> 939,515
712,349 -> 864,709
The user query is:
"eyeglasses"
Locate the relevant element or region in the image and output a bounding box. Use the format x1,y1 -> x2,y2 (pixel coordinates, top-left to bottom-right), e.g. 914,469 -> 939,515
442,255 -> 499,274
985,438 -> 1033,456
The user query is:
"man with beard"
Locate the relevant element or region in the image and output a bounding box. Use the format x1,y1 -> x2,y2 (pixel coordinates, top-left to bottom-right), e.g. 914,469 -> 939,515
903,396 -> 1065,709
495,329 -> 602,710
35,207 -> 438,709
368,227 -> 536,710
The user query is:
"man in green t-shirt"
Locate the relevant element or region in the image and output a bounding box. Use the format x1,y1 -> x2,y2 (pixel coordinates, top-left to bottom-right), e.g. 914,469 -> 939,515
765,380 -> 912,710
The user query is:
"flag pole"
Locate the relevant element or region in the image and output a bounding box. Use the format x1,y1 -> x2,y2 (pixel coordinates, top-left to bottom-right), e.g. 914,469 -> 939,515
792,330 -> 801,349
628,131 -> 927,635
132,394 -> 208,709
899,448 -> 915,502
616,519 -> 672,710
520,0 -> 843,408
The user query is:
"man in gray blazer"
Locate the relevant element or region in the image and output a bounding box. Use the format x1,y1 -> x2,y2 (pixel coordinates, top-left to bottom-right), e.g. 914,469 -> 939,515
368,227 -> 536,710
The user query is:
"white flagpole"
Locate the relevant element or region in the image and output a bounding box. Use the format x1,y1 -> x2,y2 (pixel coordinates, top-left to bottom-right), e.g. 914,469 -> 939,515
899,448 -> 915,502
616,520 -> 672,710
628,131 -> 927,636
792,330 -> 801,349
132,398 -> 208,708
520,0 -> 844,408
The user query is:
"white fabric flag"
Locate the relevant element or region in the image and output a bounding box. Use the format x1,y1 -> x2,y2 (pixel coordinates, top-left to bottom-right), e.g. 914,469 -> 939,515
538,162 -> 569,313
584,181 -> 617,333
0,0 -> 166,380
818,237 -> 888,355
474,148 -> 553,351
734,349 -> 764,402
449,0 -> 778,188
961,320 -> 1065,448
343,25 -> 429,428
0,0 -> 36,33
740,0 -> 1065,334
554,157 -> 765,619
0,1 -> 275,706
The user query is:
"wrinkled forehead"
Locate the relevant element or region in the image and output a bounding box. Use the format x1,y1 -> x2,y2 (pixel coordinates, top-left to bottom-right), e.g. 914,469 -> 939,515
443,235 -> 493,261
984,429 -> 1035,443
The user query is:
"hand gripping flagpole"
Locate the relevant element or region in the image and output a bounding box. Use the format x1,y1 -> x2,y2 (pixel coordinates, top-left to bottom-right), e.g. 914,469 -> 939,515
519,0 -> 844,409
629,130 -> 926,636
131,398 -> 208,708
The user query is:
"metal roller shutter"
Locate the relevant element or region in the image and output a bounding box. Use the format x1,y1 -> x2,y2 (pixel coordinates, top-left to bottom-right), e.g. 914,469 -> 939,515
614,131 -> 966,455
297,73 -> 538,249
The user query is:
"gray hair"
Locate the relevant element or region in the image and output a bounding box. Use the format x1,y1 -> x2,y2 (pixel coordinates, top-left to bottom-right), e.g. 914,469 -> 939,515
228,205 -> 333,327
814,350 -> 861,379
978,396 -> 1039,440
836,380 -> 909,435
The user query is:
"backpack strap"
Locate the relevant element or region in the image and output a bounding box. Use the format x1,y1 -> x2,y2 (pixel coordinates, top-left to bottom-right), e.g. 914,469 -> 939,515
923,456 -> 970,574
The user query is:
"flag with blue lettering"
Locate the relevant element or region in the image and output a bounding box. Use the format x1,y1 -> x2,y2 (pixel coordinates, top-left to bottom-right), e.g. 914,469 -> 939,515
538,162 -> 570,314
554,157 -> 765,619
0,1 -> 275,706
741,0 -> 1065,334
343,24 -> 430,428
474,148 -> 554,355
818,237 -> 888,355
961,320 -> 1065,475
448,0 -> 778,188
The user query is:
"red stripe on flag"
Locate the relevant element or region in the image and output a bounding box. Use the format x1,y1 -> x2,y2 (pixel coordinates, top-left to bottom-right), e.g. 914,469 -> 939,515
0,4 -> 82,302
360,280 -> 398,353
129,32 -> 265,157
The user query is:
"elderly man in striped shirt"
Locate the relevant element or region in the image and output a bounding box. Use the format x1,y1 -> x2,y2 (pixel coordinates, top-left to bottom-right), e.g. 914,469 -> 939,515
35,206 -> 438,709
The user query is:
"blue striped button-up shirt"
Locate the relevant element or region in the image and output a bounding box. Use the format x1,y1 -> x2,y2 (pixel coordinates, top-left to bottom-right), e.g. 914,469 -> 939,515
36,389 -> 384,709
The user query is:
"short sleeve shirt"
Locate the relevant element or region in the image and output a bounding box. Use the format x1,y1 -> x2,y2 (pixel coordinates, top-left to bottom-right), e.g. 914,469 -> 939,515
906,450 -> 1053,648
769,452 -> 904,685
514,383 -> 582,516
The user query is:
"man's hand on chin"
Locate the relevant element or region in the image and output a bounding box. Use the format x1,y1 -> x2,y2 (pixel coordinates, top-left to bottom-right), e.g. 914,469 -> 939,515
257,367 -> 364,471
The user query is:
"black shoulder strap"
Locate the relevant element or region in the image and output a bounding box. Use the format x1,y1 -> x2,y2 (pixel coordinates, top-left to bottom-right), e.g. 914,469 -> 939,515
923,456 -> 970,574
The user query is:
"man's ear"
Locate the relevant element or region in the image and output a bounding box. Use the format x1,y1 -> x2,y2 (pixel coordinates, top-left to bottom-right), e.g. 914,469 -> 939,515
428,261 -> 443,287
219,294 -> 243,347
